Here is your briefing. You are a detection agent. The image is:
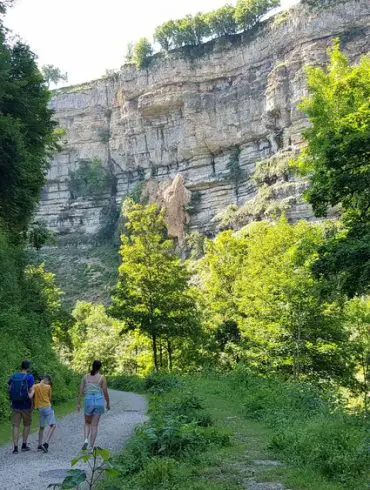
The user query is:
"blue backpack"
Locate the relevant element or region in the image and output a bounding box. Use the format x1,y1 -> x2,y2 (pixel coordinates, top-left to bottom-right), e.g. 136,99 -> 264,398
9,373 -> 29,401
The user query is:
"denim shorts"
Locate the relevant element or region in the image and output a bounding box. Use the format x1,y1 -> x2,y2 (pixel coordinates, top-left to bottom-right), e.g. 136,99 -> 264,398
84,394 -> 104,417
39,407 -> 56,427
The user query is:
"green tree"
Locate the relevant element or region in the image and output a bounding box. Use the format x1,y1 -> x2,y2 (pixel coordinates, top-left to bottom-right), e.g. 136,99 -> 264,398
125,41 -> 134,62
344,297 -> 370,414
111,201 -> 198,371
234,220 -> 349,380
196,230 -> 247,327
70,301 -> 153,375
193,13 -> 211,44
133,38 -> 153,69
172,16 -> 197,47
68,158 -> 111,199
185,231 -> 205,260
0,3 -> 75,419
235,0 -> 280,31
0,33 -> 56,235
296,42 -> 370,296
206,5 -> 237,37
154,21 -> 176,51
27,220 -> 55,250
41,64 -> 68,88
71,302 -> 123,374
196,220 -> 351,381
226,146 -> 243,201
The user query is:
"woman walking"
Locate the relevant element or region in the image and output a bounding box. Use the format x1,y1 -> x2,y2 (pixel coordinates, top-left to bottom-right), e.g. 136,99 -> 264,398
77,360 -> 110,451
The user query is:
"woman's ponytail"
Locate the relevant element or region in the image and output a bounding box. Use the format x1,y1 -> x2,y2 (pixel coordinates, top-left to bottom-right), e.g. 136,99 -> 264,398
90,360 -> 102,376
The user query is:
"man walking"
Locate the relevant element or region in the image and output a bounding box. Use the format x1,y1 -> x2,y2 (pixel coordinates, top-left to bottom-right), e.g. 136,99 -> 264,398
8,360 -> 35,454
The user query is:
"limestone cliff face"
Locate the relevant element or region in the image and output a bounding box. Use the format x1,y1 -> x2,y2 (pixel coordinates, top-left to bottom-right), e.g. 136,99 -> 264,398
38,0 -> 370,240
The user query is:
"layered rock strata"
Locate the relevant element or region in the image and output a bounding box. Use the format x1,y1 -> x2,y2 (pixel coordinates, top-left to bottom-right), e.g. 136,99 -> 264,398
37,0 -> 370,240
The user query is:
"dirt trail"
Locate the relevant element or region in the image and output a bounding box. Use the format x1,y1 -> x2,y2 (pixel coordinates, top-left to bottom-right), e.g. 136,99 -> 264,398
0,390 -> 147,490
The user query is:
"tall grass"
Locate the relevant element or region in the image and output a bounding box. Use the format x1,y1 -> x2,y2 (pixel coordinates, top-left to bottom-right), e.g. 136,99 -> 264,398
227,368 -> 370,486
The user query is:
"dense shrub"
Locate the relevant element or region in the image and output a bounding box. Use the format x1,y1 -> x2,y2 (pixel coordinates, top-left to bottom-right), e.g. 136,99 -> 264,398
108,375 -> 146,393
0,233 -> 78,419
68,158 -> 112,199
120,415 -> 228,475
155,392 -> 213,427
112,381 -> 229,480
144,372 -> 182,394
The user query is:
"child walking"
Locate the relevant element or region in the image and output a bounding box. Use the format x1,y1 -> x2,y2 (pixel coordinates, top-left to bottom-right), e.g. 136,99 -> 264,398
30,375 -> 56,453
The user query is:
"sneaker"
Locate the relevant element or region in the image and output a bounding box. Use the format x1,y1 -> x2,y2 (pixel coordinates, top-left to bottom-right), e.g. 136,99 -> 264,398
81,441 -> 88,451
12,446 -> 18,454
37,445 -> 44,452
21,443 -> 31,452
42,443 -> 49,453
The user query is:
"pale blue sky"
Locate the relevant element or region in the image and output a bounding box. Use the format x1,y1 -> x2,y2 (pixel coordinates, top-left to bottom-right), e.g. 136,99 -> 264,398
5,0 -> 299,86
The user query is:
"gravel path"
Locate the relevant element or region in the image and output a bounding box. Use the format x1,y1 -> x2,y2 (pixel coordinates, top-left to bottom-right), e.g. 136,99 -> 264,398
0,390 -> 148,490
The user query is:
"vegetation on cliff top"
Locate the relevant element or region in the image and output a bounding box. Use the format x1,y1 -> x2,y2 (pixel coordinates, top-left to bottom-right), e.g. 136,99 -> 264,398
132,0 -> 280,68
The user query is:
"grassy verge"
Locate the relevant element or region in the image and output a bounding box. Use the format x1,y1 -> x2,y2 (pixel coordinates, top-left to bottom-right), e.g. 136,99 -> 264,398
0,398 -> 76,446
102,372 -> 369,490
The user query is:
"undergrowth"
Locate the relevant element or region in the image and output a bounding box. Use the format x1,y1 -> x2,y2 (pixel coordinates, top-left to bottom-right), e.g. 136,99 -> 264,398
102,373 -> 230,489
102,370 -> 369,490
227,368 -> 370,487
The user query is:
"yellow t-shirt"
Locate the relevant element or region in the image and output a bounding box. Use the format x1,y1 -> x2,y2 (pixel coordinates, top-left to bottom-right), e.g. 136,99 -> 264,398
34,383 -> 52,409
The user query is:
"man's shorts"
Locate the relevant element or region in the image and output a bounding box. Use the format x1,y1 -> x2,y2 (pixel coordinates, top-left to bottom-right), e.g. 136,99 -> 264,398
38,407 -> 56,428
84,394 -> 104,417
11,409 -> 32,427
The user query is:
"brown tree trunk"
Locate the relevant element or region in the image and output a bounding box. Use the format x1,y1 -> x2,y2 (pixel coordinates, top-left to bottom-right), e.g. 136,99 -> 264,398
167,339 -> 173,372
361,352 -> 369,417
159,340 -> 163,369
152,334 -> 159,372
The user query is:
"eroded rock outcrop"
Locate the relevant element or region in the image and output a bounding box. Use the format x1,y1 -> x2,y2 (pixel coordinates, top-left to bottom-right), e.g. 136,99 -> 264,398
37,0 -> 370,241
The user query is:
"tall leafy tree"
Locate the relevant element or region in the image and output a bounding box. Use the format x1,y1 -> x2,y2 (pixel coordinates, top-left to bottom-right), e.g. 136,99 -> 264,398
111,201 -> 198,371
41,64 -> 68,87
206,5 -> 237,37
344,297 -> 370,415
0,17 -> 56,236
133,38 -> 153,69
0,2 -> 75,418
234,220 -> 349,380
235,0 -> 280,31
193,13 -> 211,44
154,22 -> 174,51
196,230 -> 247,326
296,42 -> 370,296
196,220 -> 351,381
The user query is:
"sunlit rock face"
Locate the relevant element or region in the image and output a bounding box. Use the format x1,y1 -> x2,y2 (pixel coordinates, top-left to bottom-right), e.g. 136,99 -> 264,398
37,0 -> 370,241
